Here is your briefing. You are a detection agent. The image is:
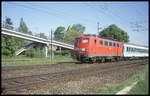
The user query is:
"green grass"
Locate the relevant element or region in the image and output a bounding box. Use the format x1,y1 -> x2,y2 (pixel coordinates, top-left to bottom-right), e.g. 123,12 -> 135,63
92,65 -> 148,94
2,55 -> 77,67
128,74 -> 148,94
2,55 -> 33,60
2,54 -> 72,60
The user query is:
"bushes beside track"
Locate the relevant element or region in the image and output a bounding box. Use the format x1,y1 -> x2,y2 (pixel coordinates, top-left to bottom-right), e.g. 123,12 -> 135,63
55,49 -> 73,56
25,48 -> 45,58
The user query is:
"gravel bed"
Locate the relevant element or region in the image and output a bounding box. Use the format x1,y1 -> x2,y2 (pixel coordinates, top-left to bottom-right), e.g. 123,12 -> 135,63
2,59 -> 147,78
2,59 -> 147,94
2,63 -> 97,78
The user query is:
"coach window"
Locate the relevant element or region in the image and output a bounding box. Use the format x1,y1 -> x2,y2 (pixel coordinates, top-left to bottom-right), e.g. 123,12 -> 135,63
104,41 -> 108,46
131,48 -> 133,52
82,38 -> 89,44
130,47 -> 131,52
129,47 -> 131,52
133,48 -> 136,52
128,47 -> 130,51
109,42 -> 112,46
129,48 -> 131,51
127,47 -> 128,52
100,40 -> 103,45
132,48 -> 134,52
130,48 -> 132,52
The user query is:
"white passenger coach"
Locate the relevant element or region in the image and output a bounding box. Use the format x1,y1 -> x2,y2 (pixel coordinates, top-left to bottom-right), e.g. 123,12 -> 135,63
123,43 -> 148,57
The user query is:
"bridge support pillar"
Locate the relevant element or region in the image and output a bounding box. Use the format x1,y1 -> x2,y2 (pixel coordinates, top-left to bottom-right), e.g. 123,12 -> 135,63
37,45 -> 41,50
44,45 -> 48,57
59,47 -> 61,52
50,45 -> 54,58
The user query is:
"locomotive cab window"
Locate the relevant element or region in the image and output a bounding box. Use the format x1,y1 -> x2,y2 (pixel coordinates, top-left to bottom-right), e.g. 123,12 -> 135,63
100,40 -> 103,45
109,42 -> 112,46
94,40 -> 96,44
117,43 -> 119,47
113,42 -> 116,47
104,41 -> 108,46
82,38 -> 89,43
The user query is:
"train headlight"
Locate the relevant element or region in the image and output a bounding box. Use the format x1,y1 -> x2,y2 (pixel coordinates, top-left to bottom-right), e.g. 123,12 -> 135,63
75,47 -> 80,51
81,48 -> 87,51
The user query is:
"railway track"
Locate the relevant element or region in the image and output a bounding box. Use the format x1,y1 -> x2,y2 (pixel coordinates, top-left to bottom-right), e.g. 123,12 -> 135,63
2,59 -> 148,92
2,58 -> 147,72
2,61 -> 77,71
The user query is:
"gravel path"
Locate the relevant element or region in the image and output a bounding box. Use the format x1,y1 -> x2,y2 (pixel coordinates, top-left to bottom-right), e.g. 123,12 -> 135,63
116,81 -> 138,95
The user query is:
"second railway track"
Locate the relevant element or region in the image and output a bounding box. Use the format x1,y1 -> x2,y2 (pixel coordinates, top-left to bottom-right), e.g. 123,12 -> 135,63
2,59 -> 148,92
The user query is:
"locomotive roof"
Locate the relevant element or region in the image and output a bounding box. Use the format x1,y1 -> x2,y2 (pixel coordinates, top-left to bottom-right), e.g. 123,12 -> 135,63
77,34 -> 122,42
76,34 -> 148,48
84,34 -> 120,41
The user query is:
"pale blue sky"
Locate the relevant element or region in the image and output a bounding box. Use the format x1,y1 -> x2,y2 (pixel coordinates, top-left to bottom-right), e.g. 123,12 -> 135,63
2,1 -> 149,46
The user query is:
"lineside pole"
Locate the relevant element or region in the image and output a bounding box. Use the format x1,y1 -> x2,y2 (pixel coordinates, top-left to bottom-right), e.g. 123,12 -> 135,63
97,22 -> 102,37
51,29 -> 52,63
97,22 -> 99,35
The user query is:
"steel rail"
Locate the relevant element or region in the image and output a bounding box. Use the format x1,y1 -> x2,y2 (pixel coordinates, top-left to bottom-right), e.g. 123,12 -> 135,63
2,60 -> 147,80
2,60 -> 148,91
2,61 -> 77,71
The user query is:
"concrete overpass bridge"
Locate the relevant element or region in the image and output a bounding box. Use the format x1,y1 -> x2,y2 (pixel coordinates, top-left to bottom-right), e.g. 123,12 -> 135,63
1,28 -> 74,57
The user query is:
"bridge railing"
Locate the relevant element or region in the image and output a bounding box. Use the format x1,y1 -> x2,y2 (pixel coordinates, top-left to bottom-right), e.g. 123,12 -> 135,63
53,38 -> 74,45
2,27 -> 74,50
2,28 -> 48,44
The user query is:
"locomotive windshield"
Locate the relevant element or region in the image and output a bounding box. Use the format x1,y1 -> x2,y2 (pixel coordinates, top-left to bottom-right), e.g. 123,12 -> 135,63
82,38 -> 89,43
75,38 -> 80,43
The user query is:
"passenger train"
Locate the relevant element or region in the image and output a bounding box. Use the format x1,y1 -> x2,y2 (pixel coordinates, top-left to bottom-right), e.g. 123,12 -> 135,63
73,34 -> 148,63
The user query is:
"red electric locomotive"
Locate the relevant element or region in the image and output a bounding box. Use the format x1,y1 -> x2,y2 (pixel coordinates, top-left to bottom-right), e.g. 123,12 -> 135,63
74,35 -> 123,63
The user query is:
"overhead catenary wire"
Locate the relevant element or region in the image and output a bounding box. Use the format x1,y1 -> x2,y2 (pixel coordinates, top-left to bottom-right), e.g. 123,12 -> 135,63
85,2 -> 148,32
6,2 -> 123,33
7,2 -> 95,25
84,2 -> 148,46
84,3 -> 127,28
5,2 -> 148,40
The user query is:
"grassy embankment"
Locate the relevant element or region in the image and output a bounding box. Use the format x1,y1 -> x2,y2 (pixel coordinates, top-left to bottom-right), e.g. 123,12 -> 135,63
2,55 -> 77,67
127,73 -> 148,94
93,64 -> 148,94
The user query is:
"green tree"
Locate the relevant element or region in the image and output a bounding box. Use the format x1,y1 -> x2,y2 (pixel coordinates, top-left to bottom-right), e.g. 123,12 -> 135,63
2,16 -> 14,29
28,31 -> 33,35
39,33 -> 47,39
16,18 -> 34,47
62,24 -> 85,43
18,18 -> 28,33
64,30 -> 82,43
72,24 -> 85,34
99,24 -> 129,42
17,18 -> 33,35
54,26 -> 65,40
16,17 -> 32,49
2,17 -> 17,56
